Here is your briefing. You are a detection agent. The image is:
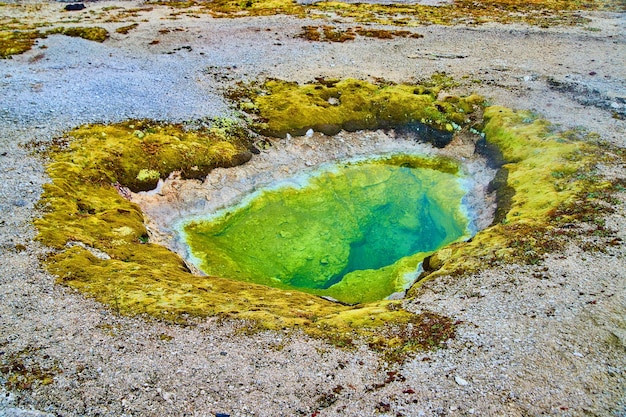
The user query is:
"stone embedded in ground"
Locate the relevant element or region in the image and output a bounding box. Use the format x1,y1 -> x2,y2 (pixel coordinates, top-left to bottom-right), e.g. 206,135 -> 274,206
64,3 -> 86,11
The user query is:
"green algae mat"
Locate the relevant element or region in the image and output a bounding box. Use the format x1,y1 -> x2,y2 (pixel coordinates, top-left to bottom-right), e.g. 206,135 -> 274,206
33,77 -> 625,359
181,154 -> 471,305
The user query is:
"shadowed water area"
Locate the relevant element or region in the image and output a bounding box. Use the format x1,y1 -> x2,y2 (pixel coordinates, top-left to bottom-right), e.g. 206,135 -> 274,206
181,155 -> 472,304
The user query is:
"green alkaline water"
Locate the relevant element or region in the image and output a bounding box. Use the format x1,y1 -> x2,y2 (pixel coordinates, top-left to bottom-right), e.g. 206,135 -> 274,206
181,155 -> 471,304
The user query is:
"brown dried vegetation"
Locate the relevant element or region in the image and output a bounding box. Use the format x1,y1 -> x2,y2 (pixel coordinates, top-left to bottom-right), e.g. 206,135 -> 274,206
299,25 -> 423,42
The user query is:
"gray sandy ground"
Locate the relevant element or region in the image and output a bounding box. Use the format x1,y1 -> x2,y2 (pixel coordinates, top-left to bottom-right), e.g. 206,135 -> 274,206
0,2 -> 625,416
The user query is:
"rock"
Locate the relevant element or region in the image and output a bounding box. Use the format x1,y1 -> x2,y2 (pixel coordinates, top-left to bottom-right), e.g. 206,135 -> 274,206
454,375 -> 469,386
157,387 -> 175,403
64,3 -> 85,10
386,291 -> 406,300
66,241 -> 111,260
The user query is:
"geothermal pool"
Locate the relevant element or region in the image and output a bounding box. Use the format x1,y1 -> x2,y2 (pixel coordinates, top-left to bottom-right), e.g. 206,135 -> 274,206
179,154 -> 473,304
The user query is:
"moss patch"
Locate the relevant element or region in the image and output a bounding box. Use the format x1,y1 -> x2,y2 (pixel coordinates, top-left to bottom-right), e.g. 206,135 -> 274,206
51,26 -> 109,42
355,27 -> 423,40
368,311 -> 458,363
299,25 -> 423,42
0,347 -> 61,391
299,25 -> 356,42
36,119 -> 254,248
185,0 -> 307,19
0,26 -> 109,58
115,23 -> 139,34
0,29 -> 40,58
230,78 -> 484,137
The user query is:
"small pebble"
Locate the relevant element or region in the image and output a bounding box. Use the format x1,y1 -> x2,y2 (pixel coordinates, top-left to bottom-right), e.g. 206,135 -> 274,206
454,375 -> 469,386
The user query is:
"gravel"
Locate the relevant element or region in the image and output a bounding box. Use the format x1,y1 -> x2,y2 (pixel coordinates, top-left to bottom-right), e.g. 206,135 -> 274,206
1,2 -> 625,416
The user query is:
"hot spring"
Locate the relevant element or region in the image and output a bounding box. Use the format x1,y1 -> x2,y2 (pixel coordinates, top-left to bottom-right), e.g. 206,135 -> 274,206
179,154 -> 475,305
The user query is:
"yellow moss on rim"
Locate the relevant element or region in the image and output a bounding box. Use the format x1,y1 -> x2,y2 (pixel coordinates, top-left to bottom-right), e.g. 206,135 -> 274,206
34,79 -> 624,360
231,77 -> 484,137
408,106 -> 623,287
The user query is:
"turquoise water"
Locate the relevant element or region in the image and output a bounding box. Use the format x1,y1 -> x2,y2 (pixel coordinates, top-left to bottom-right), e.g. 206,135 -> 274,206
181,154 -> 471,304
